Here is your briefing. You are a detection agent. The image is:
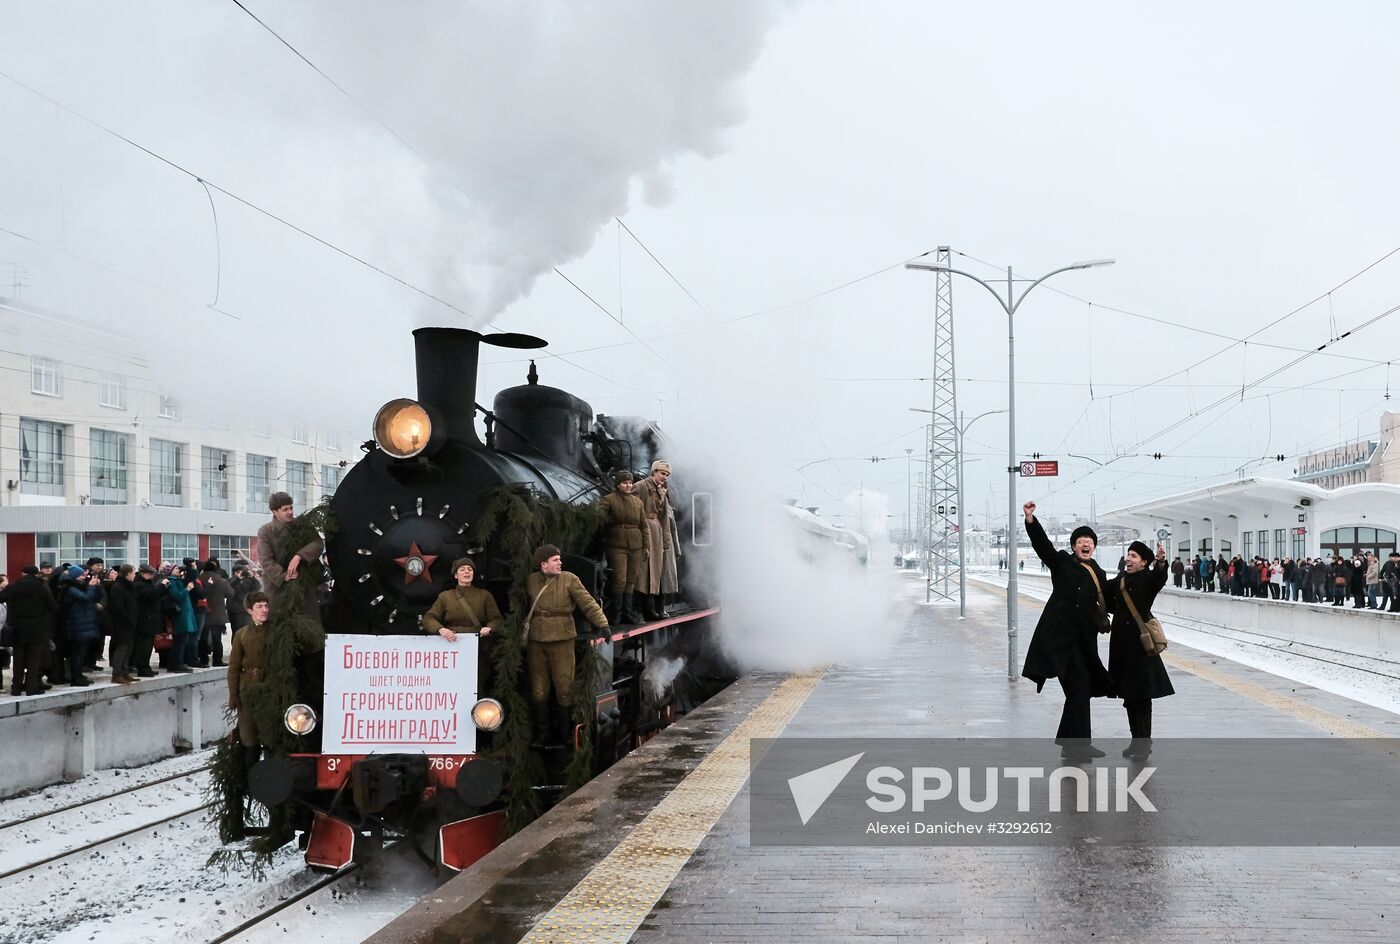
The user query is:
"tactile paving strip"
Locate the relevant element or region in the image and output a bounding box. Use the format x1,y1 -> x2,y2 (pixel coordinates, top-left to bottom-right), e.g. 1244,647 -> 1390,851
519,670 -> 825,944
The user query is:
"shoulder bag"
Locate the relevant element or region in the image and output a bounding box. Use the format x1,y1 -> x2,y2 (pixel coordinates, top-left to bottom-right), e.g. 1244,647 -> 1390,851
1122,585 -> 1168,655
1077,562 -> 1111,634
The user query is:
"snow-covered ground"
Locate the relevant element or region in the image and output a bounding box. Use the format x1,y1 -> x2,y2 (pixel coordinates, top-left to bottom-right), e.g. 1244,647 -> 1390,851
975,573 -> 1400,715
0,750 -> 440,944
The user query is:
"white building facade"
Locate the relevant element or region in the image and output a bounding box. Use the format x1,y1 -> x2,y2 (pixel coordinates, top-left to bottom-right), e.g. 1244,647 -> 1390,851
0,297 -> 355,574
1103,477 -> 1400,563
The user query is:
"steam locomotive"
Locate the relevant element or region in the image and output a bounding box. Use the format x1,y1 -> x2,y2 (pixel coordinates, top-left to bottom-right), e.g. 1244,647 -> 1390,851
244,327 -> 727,872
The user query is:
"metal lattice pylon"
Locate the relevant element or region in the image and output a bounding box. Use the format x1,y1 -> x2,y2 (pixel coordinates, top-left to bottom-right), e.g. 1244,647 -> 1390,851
924,246 -> 958,602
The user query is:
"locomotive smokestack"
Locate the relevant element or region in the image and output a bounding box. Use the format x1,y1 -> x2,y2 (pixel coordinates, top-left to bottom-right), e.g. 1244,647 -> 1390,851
412,327 -> 482,444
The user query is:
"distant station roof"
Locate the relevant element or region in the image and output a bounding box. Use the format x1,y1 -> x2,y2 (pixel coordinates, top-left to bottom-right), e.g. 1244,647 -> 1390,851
1101,476 -> 1400,524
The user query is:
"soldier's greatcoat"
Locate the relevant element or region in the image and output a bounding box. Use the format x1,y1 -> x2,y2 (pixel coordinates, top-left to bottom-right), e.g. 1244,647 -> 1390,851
600,489 -> 649,594
633,477 -> 671,595
422,585 -> 503,635
255,517 -> 324,620
227,621 -> 271,746
524,570 -> 608,706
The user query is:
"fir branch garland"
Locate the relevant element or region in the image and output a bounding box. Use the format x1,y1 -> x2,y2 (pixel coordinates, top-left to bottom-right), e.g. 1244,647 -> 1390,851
475,484 -> 606,831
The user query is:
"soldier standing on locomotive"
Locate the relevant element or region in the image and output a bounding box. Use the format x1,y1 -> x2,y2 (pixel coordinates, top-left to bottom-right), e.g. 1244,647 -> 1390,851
634,459 -> 673,621
227,591 -> 272,769
422,557 -> 501,641
256,491 -> 324,622
524,544 -> 609,744
599,471 -> 649,626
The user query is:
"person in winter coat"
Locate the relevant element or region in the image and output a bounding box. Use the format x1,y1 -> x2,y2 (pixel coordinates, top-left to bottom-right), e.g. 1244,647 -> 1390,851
1364,552 -> 1381,609
63,566 -> 104,686
228,564 -> 260,633
131,565 -> 164,677
105,565 -> 139,684
1216,555 -> 1229,593
1107,540 -> 1173,761
633,461 -> 673,620
525,544 -> 609,744
1349,554 -> 1367,608
422,557 -> 501,641
200,562 -> 235,666
598,471 -> 649,625
228,591 -> 272,766
162,564 -> 197,672
0,566 -> 57,695
1020,501 -> 1116,762
1382,551 -> 1400,613
1170,558 -> 1184,588
256,492 -> 324,621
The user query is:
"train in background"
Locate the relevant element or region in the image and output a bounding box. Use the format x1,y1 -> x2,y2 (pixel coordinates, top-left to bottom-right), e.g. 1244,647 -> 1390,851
244,327 -> 730,873
782,501 -> 869,567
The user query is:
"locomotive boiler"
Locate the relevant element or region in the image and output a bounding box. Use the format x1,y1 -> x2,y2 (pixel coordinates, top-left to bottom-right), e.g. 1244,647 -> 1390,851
244,326 -> 727,873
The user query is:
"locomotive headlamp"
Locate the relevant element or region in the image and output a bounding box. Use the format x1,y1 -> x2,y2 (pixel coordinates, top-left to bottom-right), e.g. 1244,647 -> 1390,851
471,697 -> 504,732
284,703 -> 318,736
373,398 -> 436,458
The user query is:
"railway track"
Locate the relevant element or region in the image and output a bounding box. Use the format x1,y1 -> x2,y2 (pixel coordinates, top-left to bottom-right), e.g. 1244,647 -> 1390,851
0,801 -> 214,882
0,761 -> 212,831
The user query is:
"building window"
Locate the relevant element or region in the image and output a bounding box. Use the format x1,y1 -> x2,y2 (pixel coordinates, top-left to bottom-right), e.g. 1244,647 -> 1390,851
285,459 -> 311,509
90,429 -> 131,504
209,535 -> 252,570
324,429 -> 341,451
158,394 -> 182,420
1293,530 -> 1307,559
19,418 -> 66,496
162,533 -> 198,564
320,463 -> 343,501
291,421 -> 308,445
35,531 -> 129,567
139,532 -> 150,566
30,356 -> 62,397
98,372 -> 126,409
1320,527 -> 1398,559
201,446 -> 231,511
151,439 -> 184,506
1274,529 -> 1285,558
1243,532 -> 1253,558
246,454 -> 274,513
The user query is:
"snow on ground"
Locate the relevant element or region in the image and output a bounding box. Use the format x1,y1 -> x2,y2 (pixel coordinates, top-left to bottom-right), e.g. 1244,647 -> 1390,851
974,572 -> 1400,716
0,752 -> 442,944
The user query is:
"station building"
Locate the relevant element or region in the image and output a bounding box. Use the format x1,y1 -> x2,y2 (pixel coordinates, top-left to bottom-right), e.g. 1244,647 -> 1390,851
0,296 -> 354,576
1103,415 -> 1400,560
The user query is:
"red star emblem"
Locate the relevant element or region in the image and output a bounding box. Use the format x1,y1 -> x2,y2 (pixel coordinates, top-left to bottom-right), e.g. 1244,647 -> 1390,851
394,542 -> 438,586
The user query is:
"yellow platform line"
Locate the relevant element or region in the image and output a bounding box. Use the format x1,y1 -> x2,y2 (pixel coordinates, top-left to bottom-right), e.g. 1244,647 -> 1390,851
520,671 -> 826,944
1161,651 -> 1390,738
981,576 -> 1393,739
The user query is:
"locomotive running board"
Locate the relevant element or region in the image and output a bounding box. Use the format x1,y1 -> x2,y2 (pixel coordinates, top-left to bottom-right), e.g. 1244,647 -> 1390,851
591,607 -> 718,646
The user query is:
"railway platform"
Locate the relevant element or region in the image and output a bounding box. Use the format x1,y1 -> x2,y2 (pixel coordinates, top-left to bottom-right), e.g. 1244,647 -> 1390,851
370,576 -> 1400,944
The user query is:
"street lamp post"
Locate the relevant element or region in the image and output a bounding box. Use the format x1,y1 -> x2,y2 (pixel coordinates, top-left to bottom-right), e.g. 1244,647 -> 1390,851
906,257 -> 1114,680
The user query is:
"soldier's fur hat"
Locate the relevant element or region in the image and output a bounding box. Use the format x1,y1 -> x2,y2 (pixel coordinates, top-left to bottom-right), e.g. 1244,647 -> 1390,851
533,544 -> 561,567
650,459 -> 671,474
1127,540 -> 1153,562
1070,525 -> 1098,547
451,556 -> 477,576
269,491 -> 293,511
613,470 -> 634,485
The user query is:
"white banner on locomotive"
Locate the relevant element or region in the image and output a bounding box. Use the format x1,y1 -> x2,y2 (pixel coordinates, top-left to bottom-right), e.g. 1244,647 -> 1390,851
323,634 -> 478,754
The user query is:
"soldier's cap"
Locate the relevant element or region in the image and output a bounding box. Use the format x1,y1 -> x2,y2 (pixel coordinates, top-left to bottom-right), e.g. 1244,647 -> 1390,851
613,470 -> 634,485
533,544 -> 561,566
1070,525 -> 1098,547
269,491 -> 293,511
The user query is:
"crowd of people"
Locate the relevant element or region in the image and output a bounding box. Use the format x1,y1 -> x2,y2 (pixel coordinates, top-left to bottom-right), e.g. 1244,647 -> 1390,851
1165,551 -> 1400,611
0,553 -> 263,698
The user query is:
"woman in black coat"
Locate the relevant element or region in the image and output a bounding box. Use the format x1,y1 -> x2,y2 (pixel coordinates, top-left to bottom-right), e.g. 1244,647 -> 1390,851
1021,501 -> 1116,762
1107,540 -> 1174,761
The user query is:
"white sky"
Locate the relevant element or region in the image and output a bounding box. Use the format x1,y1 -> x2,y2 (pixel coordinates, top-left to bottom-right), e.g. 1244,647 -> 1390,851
3,0 -> 1398,533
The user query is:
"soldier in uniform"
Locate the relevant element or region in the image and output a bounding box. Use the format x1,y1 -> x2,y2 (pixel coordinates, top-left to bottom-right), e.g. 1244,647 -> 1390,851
227,591 -> 272,769
524,544 -> 608,744
634,460 -> 673,620
599,471 -> 648,625
422,557 -> 501,640
255,491 -> 324,621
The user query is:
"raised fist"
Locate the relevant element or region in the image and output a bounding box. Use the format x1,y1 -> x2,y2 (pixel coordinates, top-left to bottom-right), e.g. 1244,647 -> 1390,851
1023,501 -> 1037,522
